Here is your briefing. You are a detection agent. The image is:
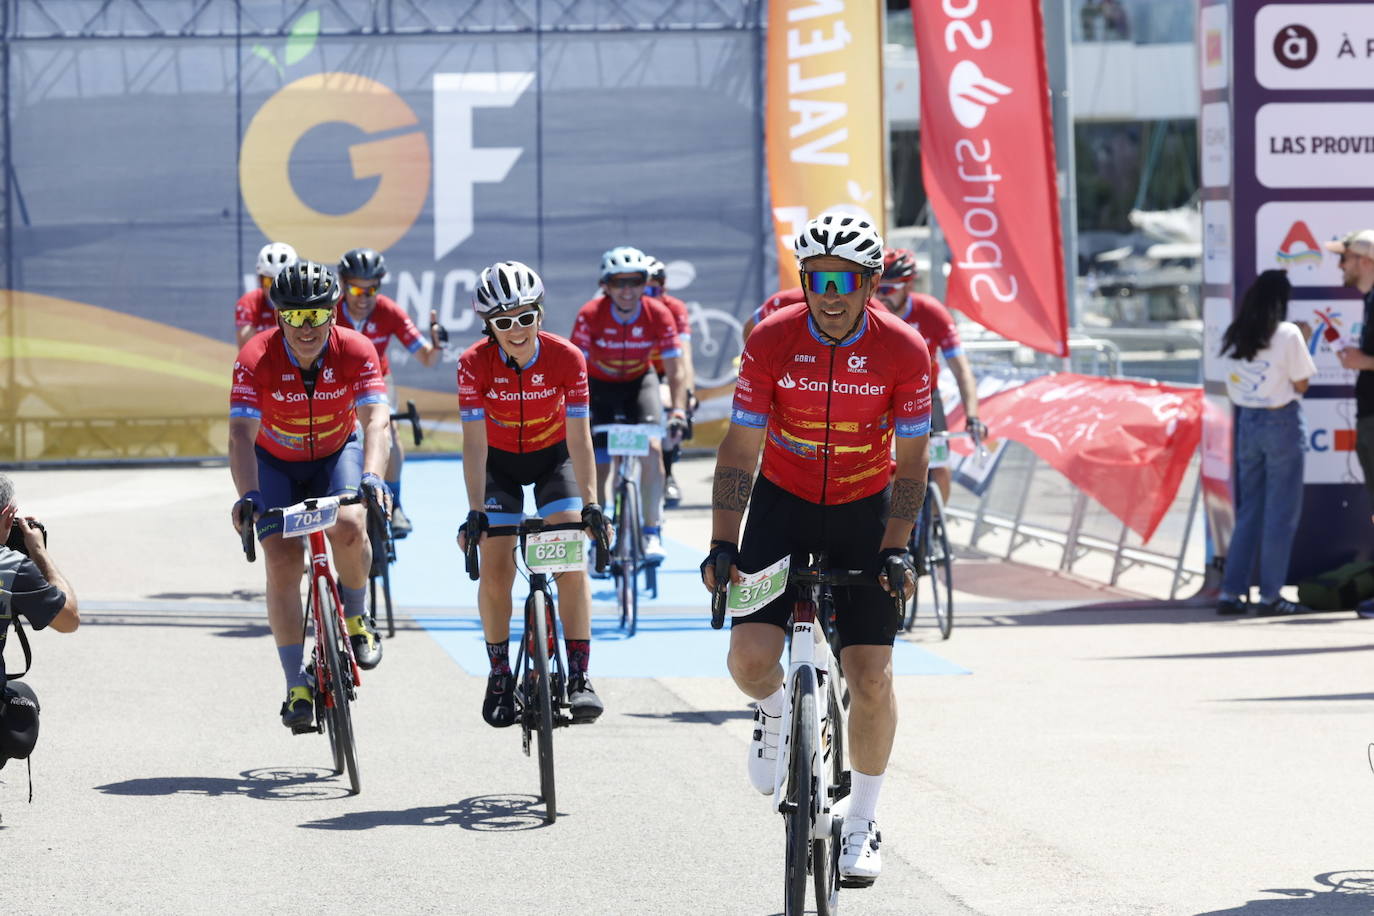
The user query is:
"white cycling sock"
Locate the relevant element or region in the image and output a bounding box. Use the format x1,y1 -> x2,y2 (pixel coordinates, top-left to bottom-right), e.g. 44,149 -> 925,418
848,769 -> 884,823
756,686 -> 785,718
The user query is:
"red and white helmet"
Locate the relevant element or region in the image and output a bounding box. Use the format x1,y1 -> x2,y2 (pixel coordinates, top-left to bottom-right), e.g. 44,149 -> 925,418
793,214 -> 884,270
256,242 -> 298,279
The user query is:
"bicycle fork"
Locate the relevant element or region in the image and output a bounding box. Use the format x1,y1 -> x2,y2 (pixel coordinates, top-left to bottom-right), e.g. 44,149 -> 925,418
772,597 -> 836,840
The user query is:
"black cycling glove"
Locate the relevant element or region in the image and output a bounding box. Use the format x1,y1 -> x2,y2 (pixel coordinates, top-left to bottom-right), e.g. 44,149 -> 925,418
458,510 -> 489,548
700,540 -> 739,588
879,547 -> 916,596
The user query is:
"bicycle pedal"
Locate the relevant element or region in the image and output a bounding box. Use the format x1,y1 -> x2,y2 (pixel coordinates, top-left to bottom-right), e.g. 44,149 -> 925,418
290,723 -> 317,736
839,877 -> 876,890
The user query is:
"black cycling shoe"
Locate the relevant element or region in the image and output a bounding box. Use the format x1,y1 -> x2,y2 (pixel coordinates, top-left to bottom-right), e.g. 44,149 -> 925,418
347,615 -> 383,670
390,505 -> 413,539
483,672 -> 517,728
568,674 -> 605,723
280,686 -> 314,731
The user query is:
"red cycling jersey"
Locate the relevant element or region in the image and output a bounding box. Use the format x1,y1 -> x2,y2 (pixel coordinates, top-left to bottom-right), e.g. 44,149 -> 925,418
235,288 -> 276,334
732,303 -> 932,505
458,332 -> 590,453
891,293 -> 963,388
571,295 -> 682,382
750,287 -> 883,330
335,294 -> 425,377
230,327 -> 388,461
650,293 -> 691,375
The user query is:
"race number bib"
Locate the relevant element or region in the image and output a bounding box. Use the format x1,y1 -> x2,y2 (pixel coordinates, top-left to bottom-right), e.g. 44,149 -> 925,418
606,424 -> 654,457
281,498 -> 340,538
929,435 -> 951,469
525,528 -> 585,574
728,555 -> 791,617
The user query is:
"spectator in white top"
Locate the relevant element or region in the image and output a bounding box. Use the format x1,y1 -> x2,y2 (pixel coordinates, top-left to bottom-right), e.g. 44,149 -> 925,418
1216,270 -> 1317,616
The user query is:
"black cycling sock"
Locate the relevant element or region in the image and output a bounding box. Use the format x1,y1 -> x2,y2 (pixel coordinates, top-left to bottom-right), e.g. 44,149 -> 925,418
566,639 -> 590,678
486,640 -> 511,676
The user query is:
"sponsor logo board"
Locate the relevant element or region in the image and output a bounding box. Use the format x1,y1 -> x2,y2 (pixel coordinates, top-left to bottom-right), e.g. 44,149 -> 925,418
1256,103 -> 1374,188
1256,201 -> 1371,286
1200,4 -> 1229,91
1289,298 -> 1362,385
1203,200 -> 1232,285
1201,101 -> 1231,188
1256,5 -> 1374,90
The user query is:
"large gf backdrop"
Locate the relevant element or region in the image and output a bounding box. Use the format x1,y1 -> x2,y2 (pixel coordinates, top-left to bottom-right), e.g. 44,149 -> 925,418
0,1 -> 769,461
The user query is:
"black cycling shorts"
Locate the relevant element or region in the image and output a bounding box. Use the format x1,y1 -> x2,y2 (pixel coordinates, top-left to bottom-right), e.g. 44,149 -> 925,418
735,474 -> 899,648
589,373 -> 660,457
930,392 -> 947,434
483,441 -> 582,525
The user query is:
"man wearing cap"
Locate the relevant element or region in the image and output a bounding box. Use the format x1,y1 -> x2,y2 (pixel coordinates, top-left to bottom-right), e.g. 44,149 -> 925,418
1330,230 -> 1374,617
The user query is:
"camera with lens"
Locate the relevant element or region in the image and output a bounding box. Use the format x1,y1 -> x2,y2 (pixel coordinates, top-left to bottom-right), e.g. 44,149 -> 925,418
4,517 -> 46,557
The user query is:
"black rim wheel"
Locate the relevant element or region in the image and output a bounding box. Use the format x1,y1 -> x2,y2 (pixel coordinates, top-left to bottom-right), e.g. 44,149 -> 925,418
319,578 -> 360,794
529,591 -> 556,823
785,669 -> 817,916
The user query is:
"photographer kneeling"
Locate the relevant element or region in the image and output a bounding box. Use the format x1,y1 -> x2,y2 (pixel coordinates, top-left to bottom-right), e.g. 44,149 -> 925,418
0,474 -> 78,771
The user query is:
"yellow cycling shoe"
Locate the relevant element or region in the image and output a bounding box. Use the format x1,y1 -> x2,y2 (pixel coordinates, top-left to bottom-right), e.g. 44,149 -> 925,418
345,614 -> 383,670
280,685 -> 314,730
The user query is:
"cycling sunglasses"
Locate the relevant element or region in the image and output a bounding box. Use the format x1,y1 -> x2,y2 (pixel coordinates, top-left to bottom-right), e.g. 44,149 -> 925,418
279,307 -> 333,328
489,311 -> 540,332
606,276 -> 646,289
803,270 -> 868,295
877,283 -> 904,295
346,283 -> 379,297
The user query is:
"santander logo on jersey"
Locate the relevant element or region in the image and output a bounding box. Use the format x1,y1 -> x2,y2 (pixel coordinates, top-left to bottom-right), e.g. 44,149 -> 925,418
776,372 -> 887,396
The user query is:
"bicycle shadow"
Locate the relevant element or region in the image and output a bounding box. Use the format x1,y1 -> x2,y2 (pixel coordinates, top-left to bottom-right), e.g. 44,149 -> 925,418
1197,870 -> 1374,914
298,793 -> 551,832
623,709 -> 752,726
94,766 -> 350,801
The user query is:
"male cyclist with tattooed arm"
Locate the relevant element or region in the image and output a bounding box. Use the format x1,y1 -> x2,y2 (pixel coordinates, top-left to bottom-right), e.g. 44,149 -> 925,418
700,214 -> 931,886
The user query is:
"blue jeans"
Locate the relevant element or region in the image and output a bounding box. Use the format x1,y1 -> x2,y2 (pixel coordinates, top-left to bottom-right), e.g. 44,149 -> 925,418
1221,402 -> 1305,602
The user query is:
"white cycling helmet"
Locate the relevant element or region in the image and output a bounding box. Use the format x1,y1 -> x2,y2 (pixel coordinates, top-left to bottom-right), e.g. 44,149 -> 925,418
599,246 -> 651,281
473,260 -> 545,317
256,242 -> 298,279
793,214 -> 884,270
645,257 -> 667,284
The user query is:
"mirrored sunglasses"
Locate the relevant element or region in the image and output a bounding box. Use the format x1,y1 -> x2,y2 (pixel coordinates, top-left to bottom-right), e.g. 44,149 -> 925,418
347,283 -> 379,296
279,308 -> 333,328
877,283 -> 903,295
803,270 -> 866,295
489,311 -> 539,332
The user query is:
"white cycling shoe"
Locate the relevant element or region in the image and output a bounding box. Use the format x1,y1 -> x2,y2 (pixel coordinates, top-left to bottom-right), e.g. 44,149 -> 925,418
838,816 -> 882,886
747,705 -> 781,795
643,532 -> 666,561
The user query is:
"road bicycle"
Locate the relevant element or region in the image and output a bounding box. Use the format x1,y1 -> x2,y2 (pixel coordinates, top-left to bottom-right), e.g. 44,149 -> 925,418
685,299 -> 744,388
365,400 -> 424,637
593,422 -> 664,637
712,552 -> 900,915
904,430 -> 981,639
465,517 -> 608,823
240,492 -> 376,795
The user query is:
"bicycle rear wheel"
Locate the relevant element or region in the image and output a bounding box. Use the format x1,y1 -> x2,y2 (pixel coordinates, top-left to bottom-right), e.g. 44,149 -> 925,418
905,498 -> 932,632
614,479 -> 640,636
927,488 -> 954,639
318,576 -> 361,794
785,667 -> 817,916
527,590 -> 557,823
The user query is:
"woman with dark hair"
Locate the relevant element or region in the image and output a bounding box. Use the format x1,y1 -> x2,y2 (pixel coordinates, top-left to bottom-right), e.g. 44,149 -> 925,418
1217,269 -> 1317,615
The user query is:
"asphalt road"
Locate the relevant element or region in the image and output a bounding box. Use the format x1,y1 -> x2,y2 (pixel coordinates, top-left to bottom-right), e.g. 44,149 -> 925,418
7,455 -> 1374,915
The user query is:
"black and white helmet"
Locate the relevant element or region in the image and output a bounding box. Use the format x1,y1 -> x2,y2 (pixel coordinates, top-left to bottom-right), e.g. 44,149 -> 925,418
645,257 -> 667,284
599,246 -> 651,281
473,260 -> 545,317
793,213 -> 884,270
256,242 -> 298,279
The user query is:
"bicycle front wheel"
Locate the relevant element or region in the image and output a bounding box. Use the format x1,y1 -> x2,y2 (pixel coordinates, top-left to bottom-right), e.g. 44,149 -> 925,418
785,667 -> 818,916
928,488 -> 954,639
318,577 -> 361,795
815,671 -> 846,916
624,479 -> 641,638
528,590 -> 557,823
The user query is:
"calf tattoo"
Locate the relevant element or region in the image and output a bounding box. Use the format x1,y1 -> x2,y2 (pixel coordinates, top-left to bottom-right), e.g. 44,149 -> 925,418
890,477 -> 925,523
713,467 -> 753,512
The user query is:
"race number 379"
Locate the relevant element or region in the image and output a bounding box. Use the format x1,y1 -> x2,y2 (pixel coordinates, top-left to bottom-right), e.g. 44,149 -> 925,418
728,555 -> 791,617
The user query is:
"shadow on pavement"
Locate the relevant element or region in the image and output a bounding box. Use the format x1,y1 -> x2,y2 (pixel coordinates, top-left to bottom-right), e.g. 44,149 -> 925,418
95,766 -> 350,801
299,793 -> 550,832
1110,644 -> 1374,662
1198,870 -> 1374,914
623,709 -> 752,726
148,590 -> 263,602
1220,693 -> 1374,703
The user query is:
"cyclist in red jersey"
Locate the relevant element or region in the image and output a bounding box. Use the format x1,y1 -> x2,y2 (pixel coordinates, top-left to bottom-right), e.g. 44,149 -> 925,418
457,261 -> 607,726
876,248 -> 986,504
645,256 -> 697,507
228,262 -> 392,730
701,214 -> 931,886
335,248 -> 445,539
570,246 -> 688,561
235,242 -> 297,347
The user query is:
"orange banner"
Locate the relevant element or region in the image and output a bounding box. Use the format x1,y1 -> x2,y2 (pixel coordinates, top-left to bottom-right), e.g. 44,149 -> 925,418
766,2 -> 886,290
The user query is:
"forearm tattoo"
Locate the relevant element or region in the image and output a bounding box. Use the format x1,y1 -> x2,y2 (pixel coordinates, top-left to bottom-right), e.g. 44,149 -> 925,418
713,466 -> 753,512
889,477 -> 926,524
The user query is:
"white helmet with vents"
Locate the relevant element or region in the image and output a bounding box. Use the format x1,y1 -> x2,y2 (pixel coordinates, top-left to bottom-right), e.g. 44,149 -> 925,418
473,260 -> 545,317
793,214 -> 884,270
256,242 -> 298,279
599,246 -> 651,281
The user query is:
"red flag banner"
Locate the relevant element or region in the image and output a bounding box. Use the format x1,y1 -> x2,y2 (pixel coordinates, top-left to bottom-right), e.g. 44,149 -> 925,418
911,1 -> 1068,356
965,374 -> 1203,543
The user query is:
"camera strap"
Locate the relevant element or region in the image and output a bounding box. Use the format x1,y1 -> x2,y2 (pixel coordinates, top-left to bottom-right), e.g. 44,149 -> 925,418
5,616 -> 31,681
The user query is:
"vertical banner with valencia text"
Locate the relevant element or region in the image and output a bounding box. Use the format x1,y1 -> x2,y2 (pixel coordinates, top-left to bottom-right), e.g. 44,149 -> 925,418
911,1 -> 1068,356
766,1 -> 886,290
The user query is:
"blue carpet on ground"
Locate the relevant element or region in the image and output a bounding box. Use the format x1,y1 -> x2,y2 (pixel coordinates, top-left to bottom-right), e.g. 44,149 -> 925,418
392,458 -> 971,678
